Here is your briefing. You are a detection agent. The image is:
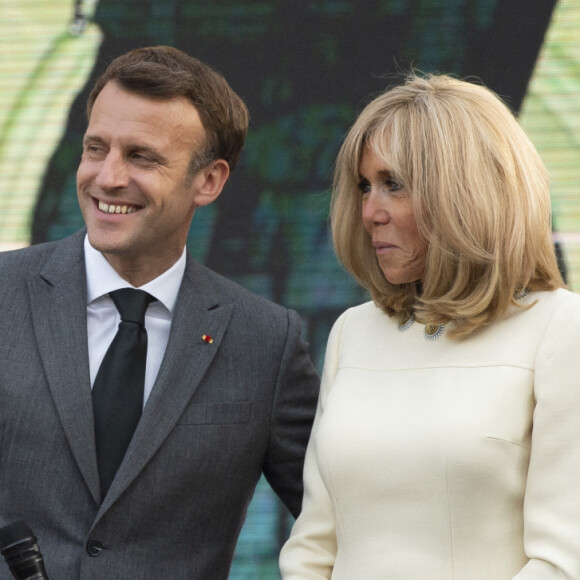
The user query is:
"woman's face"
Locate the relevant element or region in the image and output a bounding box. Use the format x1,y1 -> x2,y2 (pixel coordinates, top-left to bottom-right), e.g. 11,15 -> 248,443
359,145 -> 428,285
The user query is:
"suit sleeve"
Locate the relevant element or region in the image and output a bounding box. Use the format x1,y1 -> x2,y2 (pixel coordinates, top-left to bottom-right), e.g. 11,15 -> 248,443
262,308 -> 320,518
278,312 -> 347,579
513,292 -> 580,579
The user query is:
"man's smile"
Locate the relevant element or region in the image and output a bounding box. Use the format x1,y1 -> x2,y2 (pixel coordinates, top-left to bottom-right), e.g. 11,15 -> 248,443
97,199 -> 139,214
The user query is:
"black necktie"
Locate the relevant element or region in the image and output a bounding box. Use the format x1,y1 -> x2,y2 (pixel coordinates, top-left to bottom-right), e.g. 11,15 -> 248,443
92,288 -> 154,497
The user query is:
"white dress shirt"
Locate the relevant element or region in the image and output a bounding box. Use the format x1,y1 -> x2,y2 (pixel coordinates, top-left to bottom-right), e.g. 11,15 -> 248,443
84,235 -> 186,405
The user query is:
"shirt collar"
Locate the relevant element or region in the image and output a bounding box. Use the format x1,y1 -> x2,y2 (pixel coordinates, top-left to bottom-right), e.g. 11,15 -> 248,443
84,234 -> 186,314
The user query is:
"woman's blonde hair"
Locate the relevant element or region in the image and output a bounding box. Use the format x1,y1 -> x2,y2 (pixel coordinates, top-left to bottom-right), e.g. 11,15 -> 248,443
332,73 -> 564,338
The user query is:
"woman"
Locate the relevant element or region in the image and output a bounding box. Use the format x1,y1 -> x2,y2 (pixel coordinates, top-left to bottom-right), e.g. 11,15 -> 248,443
279,73 -> 580,579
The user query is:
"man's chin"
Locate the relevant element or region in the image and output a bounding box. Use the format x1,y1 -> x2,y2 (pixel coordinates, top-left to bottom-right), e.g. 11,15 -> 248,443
86,232 -> 130,256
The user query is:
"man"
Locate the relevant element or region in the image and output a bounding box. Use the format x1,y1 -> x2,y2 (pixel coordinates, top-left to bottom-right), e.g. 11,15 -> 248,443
0,46 -> 319,579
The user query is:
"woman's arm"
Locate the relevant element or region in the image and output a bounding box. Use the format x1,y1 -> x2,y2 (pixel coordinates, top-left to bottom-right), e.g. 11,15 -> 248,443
279,311 -> 348,579
513,291 -> 580,579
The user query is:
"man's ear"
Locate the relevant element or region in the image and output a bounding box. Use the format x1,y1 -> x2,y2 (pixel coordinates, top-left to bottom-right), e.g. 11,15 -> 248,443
192,159 -> 230,207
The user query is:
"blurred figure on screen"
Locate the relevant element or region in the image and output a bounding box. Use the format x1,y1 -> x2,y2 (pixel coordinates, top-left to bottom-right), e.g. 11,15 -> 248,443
280,73 -> 580,579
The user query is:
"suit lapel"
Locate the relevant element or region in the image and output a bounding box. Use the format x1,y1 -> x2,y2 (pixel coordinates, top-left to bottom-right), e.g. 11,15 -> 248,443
27,230 -> 101,504
100,255 -> 233,511
26,236 -> 234,512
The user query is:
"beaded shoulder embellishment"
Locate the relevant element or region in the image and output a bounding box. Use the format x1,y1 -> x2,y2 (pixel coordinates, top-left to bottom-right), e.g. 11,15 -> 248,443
515,289 -> 529,301
398,313 -> 445,341
424,323 -> 445,341
396,288 -> 529,342
398,313 -> 415,332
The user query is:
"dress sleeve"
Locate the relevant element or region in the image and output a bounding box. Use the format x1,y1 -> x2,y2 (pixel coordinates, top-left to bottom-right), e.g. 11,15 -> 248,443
279,311 -> 347,579
513,292 -> 580,579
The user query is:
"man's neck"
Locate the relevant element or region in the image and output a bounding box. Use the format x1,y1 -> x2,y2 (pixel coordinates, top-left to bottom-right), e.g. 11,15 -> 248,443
102,251 -> 183,287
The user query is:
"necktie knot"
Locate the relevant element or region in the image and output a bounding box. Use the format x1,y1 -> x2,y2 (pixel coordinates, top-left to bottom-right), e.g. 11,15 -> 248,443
110,288 -> 154,325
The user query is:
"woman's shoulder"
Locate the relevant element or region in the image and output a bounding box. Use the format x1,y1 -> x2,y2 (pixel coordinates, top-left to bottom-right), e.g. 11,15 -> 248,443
527,287 -> 580,336
332,300 -> 394,332
478,288 -> 580,361
521,287 -> 580,322
324,300 -> 400,361
338,299 -> 388,320
530,286 -> 580,303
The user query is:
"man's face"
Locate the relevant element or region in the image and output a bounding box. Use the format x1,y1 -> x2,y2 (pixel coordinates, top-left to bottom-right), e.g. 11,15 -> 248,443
77,81 -> 208,281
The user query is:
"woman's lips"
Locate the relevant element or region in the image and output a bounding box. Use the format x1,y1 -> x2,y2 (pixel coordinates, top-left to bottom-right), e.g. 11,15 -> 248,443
373,241 -> 398,253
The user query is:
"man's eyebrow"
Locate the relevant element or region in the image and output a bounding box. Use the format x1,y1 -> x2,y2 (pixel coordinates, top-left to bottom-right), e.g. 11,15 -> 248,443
82,134 -> 106,146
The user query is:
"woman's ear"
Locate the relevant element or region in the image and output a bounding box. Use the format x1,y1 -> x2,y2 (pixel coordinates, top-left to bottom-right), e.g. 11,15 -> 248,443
191,159 -> 230,207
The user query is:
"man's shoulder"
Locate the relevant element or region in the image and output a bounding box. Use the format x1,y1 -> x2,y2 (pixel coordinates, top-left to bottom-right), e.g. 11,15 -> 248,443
188,259 -> 291,321
0,230 -> 84,278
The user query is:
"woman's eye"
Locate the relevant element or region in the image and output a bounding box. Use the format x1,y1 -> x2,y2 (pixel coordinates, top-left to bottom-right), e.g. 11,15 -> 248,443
357,178 -> 371,194
385,179 -> 402,192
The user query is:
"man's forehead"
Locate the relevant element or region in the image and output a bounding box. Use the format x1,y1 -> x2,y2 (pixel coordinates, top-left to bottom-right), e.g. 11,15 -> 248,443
87,82 -> 205,146
91,81 -> 202,124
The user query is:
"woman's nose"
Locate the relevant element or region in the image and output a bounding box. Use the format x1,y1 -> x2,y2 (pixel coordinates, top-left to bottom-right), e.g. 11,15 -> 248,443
362,191 -> 390,227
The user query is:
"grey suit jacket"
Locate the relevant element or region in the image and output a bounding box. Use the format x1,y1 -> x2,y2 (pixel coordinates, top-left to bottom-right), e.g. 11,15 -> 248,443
0,229 -> 319,579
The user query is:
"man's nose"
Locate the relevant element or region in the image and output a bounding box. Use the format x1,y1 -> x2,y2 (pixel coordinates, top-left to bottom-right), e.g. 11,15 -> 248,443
94,151 -> 130,190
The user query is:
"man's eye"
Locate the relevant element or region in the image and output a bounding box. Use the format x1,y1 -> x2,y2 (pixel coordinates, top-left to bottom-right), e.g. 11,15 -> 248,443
85,144 -> 105,155
131,152 -> 157,165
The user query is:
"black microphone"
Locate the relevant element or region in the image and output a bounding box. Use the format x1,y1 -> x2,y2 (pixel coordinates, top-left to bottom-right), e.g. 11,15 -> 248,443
0,521 -> 49,580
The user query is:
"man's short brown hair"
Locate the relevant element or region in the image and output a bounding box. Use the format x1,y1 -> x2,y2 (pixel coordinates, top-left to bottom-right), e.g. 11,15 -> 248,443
87,46 -> 249,173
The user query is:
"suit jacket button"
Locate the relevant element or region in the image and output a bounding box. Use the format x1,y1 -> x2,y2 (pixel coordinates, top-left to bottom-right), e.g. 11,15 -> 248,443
86,540 -> 105,557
